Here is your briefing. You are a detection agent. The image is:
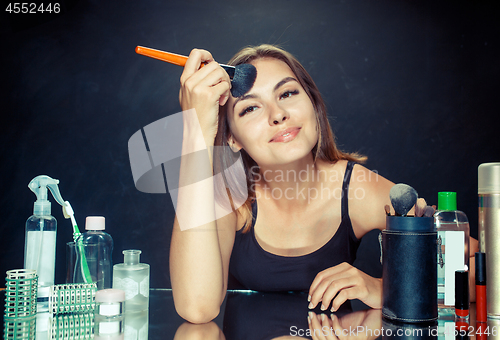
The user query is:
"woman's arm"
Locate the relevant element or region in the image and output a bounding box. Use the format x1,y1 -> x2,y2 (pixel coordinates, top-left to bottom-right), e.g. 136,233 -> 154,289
169,49 -> 236,324
349,164 -> 394,238
469,237 -> 479,302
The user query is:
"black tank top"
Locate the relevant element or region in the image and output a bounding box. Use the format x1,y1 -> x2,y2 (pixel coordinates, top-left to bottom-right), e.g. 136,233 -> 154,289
228,161 -> 361,292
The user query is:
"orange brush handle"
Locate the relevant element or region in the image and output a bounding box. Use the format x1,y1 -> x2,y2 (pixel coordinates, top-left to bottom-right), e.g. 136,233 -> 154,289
135,46 -> 188,66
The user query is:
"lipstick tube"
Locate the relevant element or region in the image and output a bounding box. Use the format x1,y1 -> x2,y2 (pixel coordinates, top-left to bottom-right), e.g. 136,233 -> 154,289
476,252 -> 487,322
455,270 -> 469,318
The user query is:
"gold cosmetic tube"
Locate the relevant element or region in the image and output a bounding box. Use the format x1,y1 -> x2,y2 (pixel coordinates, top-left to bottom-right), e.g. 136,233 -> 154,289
478,163 -> 500,318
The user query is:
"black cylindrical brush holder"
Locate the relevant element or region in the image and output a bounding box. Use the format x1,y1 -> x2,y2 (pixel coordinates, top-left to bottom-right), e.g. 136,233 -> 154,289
382,216 -> 437,323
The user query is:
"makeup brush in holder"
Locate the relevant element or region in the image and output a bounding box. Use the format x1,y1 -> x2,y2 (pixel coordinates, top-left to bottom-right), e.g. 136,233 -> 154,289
382,184 -> 438,324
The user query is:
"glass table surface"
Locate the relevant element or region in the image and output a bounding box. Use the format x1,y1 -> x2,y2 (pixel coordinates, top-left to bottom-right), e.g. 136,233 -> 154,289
2,289 -> 498,339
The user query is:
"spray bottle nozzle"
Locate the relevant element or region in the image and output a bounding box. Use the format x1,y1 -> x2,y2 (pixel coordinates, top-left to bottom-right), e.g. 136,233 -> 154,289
29,175 -> 66,216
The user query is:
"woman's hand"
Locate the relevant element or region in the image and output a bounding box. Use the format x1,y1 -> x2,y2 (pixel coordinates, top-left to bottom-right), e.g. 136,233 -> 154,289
414,198 -> 435,217
179,49 -> 231,147
308,263 -> 382,312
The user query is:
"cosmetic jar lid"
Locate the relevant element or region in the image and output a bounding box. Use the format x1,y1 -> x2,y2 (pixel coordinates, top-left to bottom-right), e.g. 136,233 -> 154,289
475,252 -> 486,285
479,163 -> 500,194
96,289 -> 125,317
95,289 -> 125,303
455,270 -> 469,314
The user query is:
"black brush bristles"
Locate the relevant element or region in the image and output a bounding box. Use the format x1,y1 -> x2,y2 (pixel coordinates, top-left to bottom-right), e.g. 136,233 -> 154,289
224,63 -> 257,98
389,183 -> 418,216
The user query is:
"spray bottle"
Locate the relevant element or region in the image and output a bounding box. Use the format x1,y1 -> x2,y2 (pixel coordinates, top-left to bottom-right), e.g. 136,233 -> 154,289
24,175 -> 67,312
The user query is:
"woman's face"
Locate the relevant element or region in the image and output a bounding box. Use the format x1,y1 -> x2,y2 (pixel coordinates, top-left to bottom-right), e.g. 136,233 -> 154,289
227,58 -> 318,167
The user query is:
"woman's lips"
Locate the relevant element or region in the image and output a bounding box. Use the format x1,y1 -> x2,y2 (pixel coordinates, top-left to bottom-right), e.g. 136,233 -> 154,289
269,127 -> 301,143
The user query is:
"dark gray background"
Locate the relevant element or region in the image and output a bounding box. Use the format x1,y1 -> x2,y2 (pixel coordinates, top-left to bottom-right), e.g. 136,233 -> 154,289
1,0 -> 498,288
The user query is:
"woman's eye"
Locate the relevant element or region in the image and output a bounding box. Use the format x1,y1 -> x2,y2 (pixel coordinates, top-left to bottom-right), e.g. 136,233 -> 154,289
280,90 -> 299,99
239,106 -> 258,117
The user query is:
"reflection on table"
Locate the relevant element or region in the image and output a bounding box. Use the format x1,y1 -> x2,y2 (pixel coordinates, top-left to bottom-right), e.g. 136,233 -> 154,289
3,289 -> 498,339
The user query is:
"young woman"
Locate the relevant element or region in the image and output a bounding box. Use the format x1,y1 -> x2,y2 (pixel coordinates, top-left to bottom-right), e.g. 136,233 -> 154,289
169,44 -> 477,324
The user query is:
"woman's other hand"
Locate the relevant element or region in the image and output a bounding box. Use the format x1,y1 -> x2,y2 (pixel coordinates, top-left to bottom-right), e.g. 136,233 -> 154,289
414,198 -> 436,217
179,48 -> 231,146
308,263 -> 382,312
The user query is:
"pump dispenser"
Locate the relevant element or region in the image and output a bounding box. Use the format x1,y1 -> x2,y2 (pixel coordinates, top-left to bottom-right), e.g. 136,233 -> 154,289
434,192 -> 470,315
25,175 -> 67,312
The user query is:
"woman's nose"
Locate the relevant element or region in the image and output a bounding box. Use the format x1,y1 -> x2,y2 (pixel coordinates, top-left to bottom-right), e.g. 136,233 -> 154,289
269,106 -> 290,125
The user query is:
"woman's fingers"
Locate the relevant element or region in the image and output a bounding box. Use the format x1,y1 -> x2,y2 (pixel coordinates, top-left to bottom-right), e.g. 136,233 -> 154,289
308,263 -> 352,309
182,62 -> 229,99
182,49 -> 214,80
309,263 -> 382,312
178,49 -> 231,146
179,48 -> 231,111
323,278 -> 355,312
181,66 -> 231,110
330,285 -> 358,312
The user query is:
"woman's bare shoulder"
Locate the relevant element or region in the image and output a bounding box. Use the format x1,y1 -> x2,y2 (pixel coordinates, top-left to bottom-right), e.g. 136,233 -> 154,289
349,164 -> 394,237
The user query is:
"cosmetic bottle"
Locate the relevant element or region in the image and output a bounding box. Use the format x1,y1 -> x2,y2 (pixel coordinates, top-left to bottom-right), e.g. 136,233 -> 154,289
434,192 -> 470,315
478,162 -> 500,318
25,175 -> 66,312
113,250 -> 150,312
77,216 -> 114,289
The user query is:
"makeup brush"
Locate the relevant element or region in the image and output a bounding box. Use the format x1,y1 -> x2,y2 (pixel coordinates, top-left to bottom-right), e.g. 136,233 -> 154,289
135,46 -> 257,97
389,183 -> 418,216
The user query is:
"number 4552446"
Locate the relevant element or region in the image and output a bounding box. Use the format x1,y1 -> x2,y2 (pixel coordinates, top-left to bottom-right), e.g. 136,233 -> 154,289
6,3 -> 61,14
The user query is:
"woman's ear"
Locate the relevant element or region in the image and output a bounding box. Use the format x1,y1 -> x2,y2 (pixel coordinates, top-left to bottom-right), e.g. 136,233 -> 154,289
227,135 -> 243,153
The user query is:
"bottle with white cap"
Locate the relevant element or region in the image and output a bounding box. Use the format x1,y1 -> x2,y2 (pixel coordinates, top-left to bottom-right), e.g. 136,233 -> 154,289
77,216 -> 114,289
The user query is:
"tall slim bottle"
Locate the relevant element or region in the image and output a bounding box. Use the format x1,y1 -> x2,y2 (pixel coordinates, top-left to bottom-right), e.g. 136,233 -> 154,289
478,162 -> 500,318
434,192 -> 470,315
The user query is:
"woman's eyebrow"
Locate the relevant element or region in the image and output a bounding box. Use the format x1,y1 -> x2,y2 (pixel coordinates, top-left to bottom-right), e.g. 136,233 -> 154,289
273,77 -> 298,92
233,93 -> 257,110
232,77 -> 299,110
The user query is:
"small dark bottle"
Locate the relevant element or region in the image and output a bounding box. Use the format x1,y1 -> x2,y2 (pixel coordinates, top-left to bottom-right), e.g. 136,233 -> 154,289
455,270 -> 469,319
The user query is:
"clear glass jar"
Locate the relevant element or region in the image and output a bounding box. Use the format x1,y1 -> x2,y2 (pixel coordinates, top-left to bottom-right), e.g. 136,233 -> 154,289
112,250 -> 150,312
